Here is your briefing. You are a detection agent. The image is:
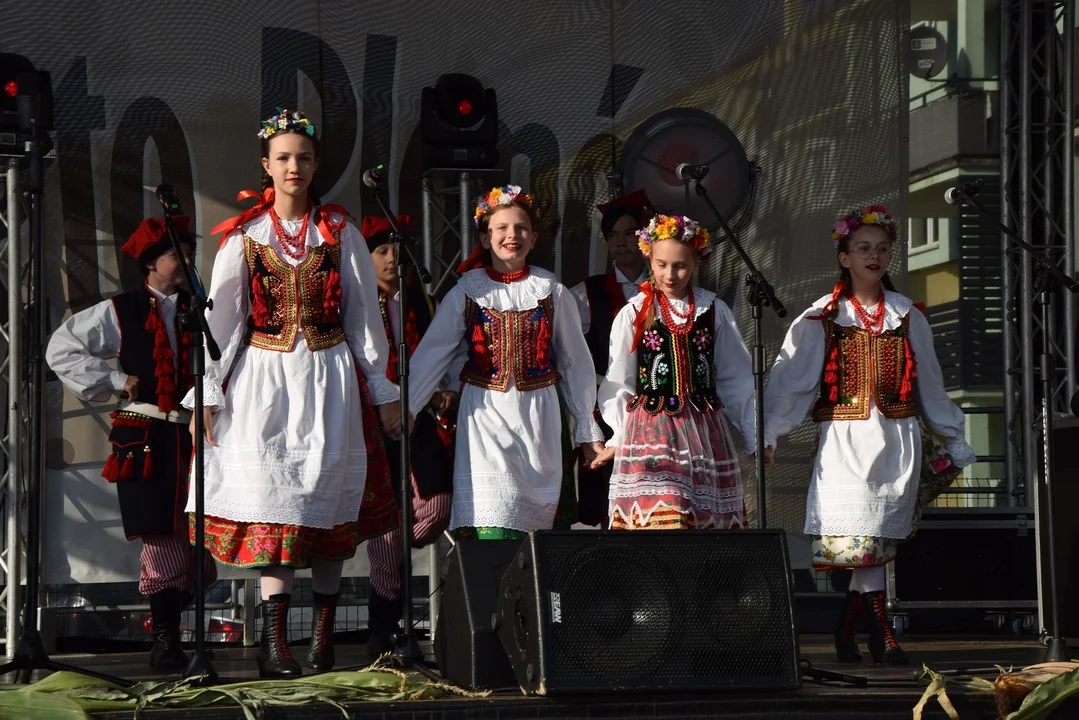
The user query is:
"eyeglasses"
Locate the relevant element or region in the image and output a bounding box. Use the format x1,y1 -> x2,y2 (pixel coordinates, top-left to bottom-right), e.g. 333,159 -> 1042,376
848,245 -> 893,258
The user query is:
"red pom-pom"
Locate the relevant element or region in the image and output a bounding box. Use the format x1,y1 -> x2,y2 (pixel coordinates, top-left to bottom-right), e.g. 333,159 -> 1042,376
323,268 -> 342,323
471,322 -> 490,371
899,335 -> 917,403
536,315 -> 551,368
251,273 -> 271,326
102,453 -> 120,482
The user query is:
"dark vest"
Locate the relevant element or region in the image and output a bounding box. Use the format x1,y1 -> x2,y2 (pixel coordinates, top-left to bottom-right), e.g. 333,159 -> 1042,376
812,315 -> 918,422
583,273 -> 618,376
111,287 -> 190,405
629,305 -> 721,415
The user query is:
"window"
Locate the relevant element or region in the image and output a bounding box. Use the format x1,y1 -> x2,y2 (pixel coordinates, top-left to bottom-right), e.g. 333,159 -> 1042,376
908,218 -> 939,253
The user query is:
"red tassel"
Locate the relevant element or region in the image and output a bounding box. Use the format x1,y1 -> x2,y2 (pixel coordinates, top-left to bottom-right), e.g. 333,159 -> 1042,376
824,342 -> 840,403
899,335 -> 917,402
145,297 -> 180,414
251,273 -> 271,326
536,315 -> 551,368
471,322 -> 491,372
323,268 -> 342,323
102,453 -> 120,482
119,453 -> 135,480
142,447 -> 153,478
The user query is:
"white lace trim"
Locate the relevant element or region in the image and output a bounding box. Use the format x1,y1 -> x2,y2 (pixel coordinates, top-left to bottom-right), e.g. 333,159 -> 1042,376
809,290 -> 913,331
194,494 -> 365,529
609,472 -> 743,507
574,415 -> 606,444
457,266 -> 557,311
616,442 -> 741,473
627,287 -> 717,325
805,516 -> 915,539
946,440 -> 978,468
449,493 -> 557,532
181,382 -> 226,411
609,499 -> 746,528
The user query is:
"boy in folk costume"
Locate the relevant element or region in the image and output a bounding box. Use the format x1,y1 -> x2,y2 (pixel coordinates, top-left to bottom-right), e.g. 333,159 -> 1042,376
46,217 -> 217,669
569,190 -> 652,527
362,215 -> 455,655
762,206 -> 976,665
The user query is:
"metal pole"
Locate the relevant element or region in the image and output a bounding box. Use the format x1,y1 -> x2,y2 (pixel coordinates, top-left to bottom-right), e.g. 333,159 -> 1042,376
1062,0 -> 1076,409
1019,0 -> 1037,510
458,171 -> 472,259
427,544 -> 439,641
421,178 -> 435,294
1001,0 -> 1020,507
5,159 -> 22,653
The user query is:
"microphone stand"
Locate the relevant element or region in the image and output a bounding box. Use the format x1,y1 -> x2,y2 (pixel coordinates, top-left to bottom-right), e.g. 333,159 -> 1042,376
687,177 -> 786,529
155,186 -> 222,683
952,187 -> 1076,662
367,181 -> 432,669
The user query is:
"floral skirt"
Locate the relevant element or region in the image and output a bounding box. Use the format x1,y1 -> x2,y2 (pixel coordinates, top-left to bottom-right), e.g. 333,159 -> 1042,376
609,404 -> 744,530
191,370 -> 399,568
810,418 -> 963,570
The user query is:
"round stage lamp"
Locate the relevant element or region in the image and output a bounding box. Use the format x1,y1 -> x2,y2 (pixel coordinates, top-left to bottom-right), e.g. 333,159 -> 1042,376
620,107 -> 751,222
421,73 -> 499,169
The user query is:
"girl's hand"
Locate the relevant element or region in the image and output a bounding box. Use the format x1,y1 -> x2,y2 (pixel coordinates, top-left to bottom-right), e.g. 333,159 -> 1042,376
188,407 -> 217,446
379,403 -> 403,437
429,391 -> 458,413
588,444 -> 616,469
763,445 -> 775,470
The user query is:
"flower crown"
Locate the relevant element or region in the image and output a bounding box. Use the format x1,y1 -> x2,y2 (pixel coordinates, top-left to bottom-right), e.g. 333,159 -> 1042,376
636,214 -> 712,258
258,108 -> 319,141
473,185 -> 538,227
832,205 -> 899,250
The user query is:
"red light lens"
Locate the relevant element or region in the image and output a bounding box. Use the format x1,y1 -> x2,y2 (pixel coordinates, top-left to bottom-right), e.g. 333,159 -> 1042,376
457,99 -> 473,116
3,80 -> 16,98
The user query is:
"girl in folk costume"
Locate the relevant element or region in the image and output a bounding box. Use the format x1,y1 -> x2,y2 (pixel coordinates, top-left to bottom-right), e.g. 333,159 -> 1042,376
46,218 -> 216,669
362,214 -> 456,655
594,215 -> 756,530
569,190 -> 652,527
407,185 -> 606,540
184,110 -> 401,678
762,206 -> 976,665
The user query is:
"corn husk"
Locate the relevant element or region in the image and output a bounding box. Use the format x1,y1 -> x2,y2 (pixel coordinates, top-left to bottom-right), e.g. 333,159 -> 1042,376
997,662 -> 1079,720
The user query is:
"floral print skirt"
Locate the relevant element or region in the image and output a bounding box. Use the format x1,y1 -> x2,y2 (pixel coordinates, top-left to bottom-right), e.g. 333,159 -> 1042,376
609,404 -> 744,530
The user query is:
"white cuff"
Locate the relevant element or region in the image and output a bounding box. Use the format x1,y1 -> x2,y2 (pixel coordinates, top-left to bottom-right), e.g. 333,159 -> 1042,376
947,440 -> 978,469
180,381 -> 226,411
574,415 -> 606,444
366,374 -> 401,406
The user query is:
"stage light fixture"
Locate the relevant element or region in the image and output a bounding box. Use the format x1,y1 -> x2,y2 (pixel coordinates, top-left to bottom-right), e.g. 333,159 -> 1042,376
421,73 -> 498,169
0,52 -> 54,149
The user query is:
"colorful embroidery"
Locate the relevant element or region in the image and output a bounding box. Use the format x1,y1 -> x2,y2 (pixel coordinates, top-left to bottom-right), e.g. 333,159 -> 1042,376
627,306 -> 721,416
812,315 -> 917,422
242,236 -> 345,352
459,296 -> 560,392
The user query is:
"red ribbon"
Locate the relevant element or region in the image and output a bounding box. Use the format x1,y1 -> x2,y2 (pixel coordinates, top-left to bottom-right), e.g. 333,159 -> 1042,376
211,187 -> 352,248
629,280 -> 654,352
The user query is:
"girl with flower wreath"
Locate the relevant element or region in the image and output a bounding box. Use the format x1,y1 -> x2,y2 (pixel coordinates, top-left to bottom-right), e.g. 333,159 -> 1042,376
761,205 -> 976,666
592,214 -> 756,531
184,109 -> 402,678
406,185 -> 606,540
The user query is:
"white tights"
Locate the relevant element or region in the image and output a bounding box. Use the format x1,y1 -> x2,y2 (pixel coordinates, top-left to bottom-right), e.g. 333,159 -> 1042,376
259,558 -> 345,601
848,565 -> 886,594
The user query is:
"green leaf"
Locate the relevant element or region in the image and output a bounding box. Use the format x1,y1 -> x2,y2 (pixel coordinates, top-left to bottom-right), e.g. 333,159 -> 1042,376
1007,666 -> 1079,720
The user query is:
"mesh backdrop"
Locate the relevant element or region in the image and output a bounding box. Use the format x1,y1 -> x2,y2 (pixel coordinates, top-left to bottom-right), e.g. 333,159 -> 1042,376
1,0 -> 908,583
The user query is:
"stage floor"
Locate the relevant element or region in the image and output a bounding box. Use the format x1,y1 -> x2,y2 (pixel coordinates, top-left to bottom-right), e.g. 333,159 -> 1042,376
7,634 -> 1069,719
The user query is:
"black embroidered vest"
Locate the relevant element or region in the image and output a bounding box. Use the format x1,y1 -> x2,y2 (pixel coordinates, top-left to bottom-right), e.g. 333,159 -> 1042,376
628,305 -> 721,415
112,287 -> 190,405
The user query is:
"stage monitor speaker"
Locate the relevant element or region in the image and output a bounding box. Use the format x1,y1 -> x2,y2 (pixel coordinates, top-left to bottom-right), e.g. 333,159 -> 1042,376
495,530 -> 800,695
1040,416 -> 1079,643
433,539 -> 521,690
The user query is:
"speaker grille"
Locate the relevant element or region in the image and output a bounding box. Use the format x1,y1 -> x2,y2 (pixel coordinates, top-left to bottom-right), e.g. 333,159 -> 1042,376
535,532 -> 799,689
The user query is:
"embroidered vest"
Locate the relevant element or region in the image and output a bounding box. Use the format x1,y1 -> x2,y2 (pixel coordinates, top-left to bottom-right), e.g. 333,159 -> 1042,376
112,287 -> 193,411
628,306 -> 721,415
583,272 -> 622,377
812,315 -> 918,422
243,237 -> 345,352
459,296 -> 560,392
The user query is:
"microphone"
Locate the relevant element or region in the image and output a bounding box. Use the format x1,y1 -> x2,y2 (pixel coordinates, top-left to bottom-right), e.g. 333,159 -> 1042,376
156,184 -> 182,215
675,163 -> 709,182
944,178 -> 983,205
362,164 -> 386,189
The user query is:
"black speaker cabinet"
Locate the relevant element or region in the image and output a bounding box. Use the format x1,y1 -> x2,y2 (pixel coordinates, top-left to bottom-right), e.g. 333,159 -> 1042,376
495,530 -> 801,695
434,539 -> 522,690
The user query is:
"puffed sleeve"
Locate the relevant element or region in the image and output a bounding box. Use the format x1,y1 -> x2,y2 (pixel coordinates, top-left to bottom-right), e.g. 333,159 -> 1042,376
408,285 -> 468,416
598,300 -> 639,447
181,232 -> 249,410
338,222 -> 399,405
45,299 -> 127,403
907,308 -> 977,467
553,283 -> 604,444
711,299 -> 756,452
762,306 -> 828,449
